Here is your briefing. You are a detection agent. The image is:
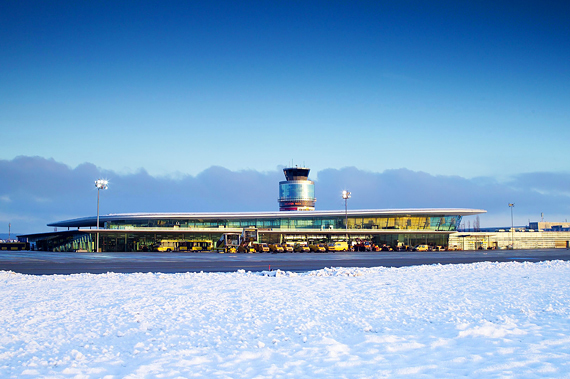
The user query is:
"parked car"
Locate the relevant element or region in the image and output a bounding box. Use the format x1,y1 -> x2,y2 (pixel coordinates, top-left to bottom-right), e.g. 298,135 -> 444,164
269,244 -> 284,253
255,243 -> 270,253
327,241 -> 349,252
309,243 -> 327,252
238,244 -> 256,253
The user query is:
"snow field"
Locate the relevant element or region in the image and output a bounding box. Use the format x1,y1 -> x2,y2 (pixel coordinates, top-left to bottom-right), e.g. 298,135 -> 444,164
1,261 -> 570,378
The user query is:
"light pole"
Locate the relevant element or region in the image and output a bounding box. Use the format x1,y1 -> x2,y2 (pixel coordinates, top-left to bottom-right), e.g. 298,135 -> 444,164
342,190 -> 351,238
508,203 -> 515,249
95,179 -> 108,252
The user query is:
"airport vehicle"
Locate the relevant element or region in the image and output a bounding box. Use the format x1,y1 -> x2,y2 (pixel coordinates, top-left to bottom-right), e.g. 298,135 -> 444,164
217,229 -> 267,253
327,241 -> 349,252
269,244 -> 284,253
188,240 -> 213,251
282,243 -> 294,253
237,241 -> 256,253
155,239 -> 213,252
217,233 -> 241,253
309,243 -> 325,252
0,241 -> 29,251
309,243 -> 327,252
154,239 -> 183,252
294,243 -> 311,253
255,243 -> 270,253
353,240 -> 374,251
414,244 -> 430,252
220,245 -> 237,253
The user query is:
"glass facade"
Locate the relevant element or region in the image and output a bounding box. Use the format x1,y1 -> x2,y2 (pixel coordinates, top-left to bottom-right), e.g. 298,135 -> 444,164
279,182 -> 315,202
278,181 -> 316,210
31,211 -> 473,252
35,230 -> 453,252
278,167 -> 316,211
106,214 -> 461,232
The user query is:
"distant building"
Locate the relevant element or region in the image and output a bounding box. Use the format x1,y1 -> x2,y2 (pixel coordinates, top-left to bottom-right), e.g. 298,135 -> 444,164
450,223 -> 570,250
529,222 -> 570,231
450,231 -> 570,250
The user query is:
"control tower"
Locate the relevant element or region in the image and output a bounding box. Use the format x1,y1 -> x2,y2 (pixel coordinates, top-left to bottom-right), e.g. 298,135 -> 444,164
278,167 -> 316,211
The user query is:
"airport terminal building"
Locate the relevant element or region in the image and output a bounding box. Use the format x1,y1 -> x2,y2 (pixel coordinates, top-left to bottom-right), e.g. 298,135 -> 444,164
21,167 -> 486,252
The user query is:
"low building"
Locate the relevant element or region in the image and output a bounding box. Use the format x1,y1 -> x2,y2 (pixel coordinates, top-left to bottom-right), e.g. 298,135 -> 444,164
22,208 -> 484,252
528,222 -> 570,232
449,230 -> 570,250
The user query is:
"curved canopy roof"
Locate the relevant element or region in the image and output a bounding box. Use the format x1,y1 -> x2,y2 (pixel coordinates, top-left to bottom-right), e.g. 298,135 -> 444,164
48,208 -> 486,228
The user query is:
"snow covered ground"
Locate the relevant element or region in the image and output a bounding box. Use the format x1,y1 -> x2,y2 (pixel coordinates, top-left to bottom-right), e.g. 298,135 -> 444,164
1,261 -> 570,378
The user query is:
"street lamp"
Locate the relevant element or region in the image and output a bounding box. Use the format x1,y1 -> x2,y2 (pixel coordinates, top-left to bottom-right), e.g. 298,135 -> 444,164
508,203 -> 515,249
95,179 -> 108,252
342,190 -> 351,233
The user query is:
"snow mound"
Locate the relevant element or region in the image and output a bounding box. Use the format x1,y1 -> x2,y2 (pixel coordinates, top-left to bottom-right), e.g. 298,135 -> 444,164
1,260 -> 570,378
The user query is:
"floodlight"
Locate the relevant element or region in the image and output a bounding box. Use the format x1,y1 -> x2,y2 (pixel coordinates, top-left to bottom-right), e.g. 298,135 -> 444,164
95,179 -> 108,190
95,179 -> 109,252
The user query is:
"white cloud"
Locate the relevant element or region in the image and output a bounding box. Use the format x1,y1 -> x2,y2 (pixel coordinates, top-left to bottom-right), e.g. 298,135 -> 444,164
1,156 -> 569,233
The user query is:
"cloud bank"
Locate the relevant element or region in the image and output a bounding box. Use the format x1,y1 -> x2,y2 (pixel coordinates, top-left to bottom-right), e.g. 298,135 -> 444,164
1,156 -> 569,234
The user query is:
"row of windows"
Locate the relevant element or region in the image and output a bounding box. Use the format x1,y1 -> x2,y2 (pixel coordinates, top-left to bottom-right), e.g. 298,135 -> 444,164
108,216 -> 461,232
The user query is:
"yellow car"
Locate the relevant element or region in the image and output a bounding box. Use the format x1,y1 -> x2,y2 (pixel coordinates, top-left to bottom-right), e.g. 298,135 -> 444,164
255,243 -> 270,253
414,244 -> 430,252
294,243 -> 311,252
327,241 -> 349,252
269,244 -> 284,253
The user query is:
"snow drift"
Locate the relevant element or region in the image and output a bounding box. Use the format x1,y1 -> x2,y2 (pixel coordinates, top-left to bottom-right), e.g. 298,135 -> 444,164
1,261 -> 569,378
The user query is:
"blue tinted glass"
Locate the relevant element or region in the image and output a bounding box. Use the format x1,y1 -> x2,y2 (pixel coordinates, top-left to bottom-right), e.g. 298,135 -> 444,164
279,183 -> 315,200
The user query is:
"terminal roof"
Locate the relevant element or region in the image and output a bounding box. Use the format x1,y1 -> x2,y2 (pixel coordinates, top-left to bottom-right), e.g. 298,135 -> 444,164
48,208 -> 486,228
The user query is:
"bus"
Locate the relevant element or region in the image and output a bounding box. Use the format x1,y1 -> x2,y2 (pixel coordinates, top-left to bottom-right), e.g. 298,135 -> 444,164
155,240 -> 213,252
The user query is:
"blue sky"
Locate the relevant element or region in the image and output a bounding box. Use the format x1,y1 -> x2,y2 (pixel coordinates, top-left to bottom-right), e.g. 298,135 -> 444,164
1,1 -> 569,233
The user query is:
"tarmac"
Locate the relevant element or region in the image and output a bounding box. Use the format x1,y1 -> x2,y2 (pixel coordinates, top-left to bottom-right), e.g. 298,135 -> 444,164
1,249 -> 570,275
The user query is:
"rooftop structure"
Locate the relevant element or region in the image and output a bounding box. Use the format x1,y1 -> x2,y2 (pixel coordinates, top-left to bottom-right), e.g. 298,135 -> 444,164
529,221 -> 570,231
47,208 -> 482,229
278,167 -> 316,211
